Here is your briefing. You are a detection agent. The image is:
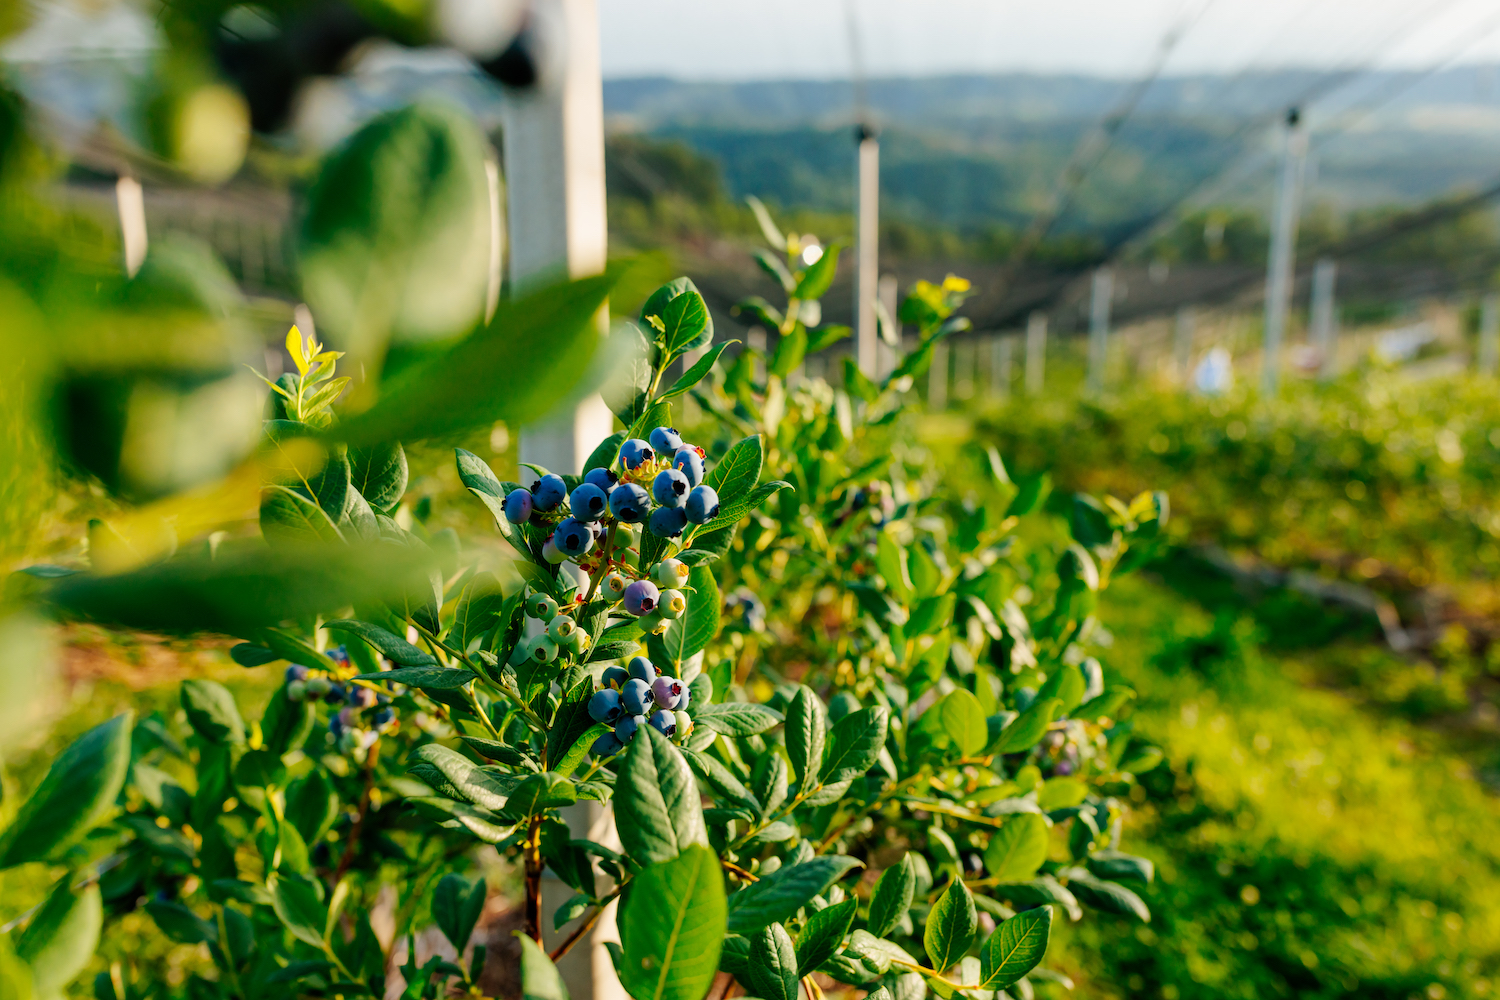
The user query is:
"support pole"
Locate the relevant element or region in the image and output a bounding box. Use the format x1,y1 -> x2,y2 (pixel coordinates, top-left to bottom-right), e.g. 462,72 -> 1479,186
1087,268 -> 1113,395
1173,306 -> 1195,387
116,174 -> 147,277
1309,258 -> 1337,379
1262,107 -> 1307,396
991,335 -> 1012,399
1480,293 -> 1500,376
877,273 -> 900,378
855,125 -> 880,377
1025,312 -> 1047,396
928,339 -> 949,410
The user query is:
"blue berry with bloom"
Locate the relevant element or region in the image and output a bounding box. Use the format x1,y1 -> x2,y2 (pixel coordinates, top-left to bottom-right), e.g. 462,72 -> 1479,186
608,482 -> 651,522
552,517 -> 594,557
627,656 -> 657,681
674,686 -> 691,711
652,468 -> 690,507
672,448 -> 704,487
531,474 -> 568,511
583,467 -> 618,492
649,426 -> 684,454
588,689 -> 624,724
592,732 -> 624,757
569,483 -> 609,521
648,506 -> 687,538
285,664 -> 310,683
685,484 -> 720,524
347,686 -> 377,708
373,707 -> 395,727
621,677 -> 654,715
651,676 -> 683,706
615,715 -> 643,743
623,579 -> 660,616
648,709 -> 677,736
503,488 -> 533,523
602,665 -> 629,688
619,439 -> 655,470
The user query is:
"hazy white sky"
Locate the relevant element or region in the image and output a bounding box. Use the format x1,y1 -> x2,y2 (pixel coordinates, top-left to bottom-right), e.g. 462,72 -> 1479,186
598,0 -> 1500,80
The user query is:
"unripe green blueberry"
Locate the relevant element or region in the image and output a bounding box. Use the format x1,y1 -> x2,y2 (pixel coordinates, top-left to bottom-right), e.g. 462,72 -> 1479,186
654,558 -> 690,590
603,571 -> 628,601
561,627 -> 588,654
658,589 -> 687,619
542,537 -> 567,564
287,680 -> 307,701
674,711 -> 693,740
529,635 -> 559,663
527,593 -> 559,621
637,610 -> 669,636
547,616 -> 578,643
306,676 -> 332,698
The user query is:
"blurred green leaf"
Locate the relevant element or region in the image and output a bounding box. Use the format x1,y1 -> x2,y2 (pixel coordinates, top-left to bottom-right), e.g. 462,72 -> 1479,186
0,713 -> 132,868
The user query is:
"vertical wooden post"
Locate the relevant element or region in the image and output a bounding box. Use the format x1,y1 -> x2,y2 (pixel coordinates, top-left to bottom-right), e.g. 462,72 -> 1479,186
116,174 -> 148,277
1025,312 -> 1047,396
1088,268 -> 1113,395
1263,107 -> 1307,395
1173,306 -> 1196,387
854,126 -> 880,377
928,340 -> 949,410
1479,293 -> 1500,376
991,335 -> 1012,399
1308,259 -> 1337,379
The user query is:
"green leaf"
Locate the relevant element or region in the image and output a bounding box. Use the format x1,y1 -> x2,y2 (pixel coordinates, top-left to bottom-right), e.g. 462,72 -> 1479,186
269,874 -> 328,948
1070,495 -> 1115,550
984,814 -> 1050,882
518,931 -> 571,1000
907,593 -> 957,635
433,874 -> 486,952
769,324 -> 807,379
452,573 -> 507,652
693,702 -> 783,737
867,854 -> 917,939
990,698 -> 1062,755
15,881 -> 102,999
181,680 -> 245,745
991,877 -> 1081,921
355,666 -> 476,690
409,797 -> 513,843
583,432 -> 627,475
309,445 -> 351,520
924,878 -> 977,974
725,856 -> 860,935
350,442 -> 408,512
746,923 -> 798,1000
1085,850 -> 1155,884
679,747 -> 761,815
649,564 -> 719,666
979,905 -> 1051,990
786,686 -> 826,791
615,725 -> 707,865
145,899 -> 217,945
821,706 -> 891,786
806,324 -> 851,353
260,485 -> 344,546
1065,870 -> 1151,922
793,242 -> 842,301
658,289 -> 713,355
797,898 -> 857,978
409,744 -> 512,811
1035,664 -> 1086,716
876,530 -> 914,603
618,845 -> 725,1000
658,342 -> 734,403
938,689 -> 987,757
704,435 -> 764,506
1074,688 -> 1134,722
286,770 -> 339,845
509,773 -> 578,816
326,619 -> 437,666
0,713 -> 132,868
229,642 -> 279,667
696,480 -> 794,534
555,723 -> 610,778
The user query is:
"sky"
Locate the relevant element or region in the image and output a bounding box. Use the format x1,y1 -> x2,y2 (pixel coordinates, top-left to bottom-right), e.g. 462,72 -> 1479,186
598,0 -> 1500,81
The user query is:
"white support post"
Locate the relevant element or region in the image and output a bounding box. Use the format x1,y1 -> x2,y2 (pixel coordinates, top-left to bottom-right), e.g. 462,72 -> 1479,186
877,273 -> 899,378
928,339 -> 949,410
1087,268 -> 1113,395
954,339 -> 975,400
1262,107 -> 1307,396
991,336 -> 1012,399
1480,293 -> 1500,376
499,6 -> 623,1000
854,126 -> 880,377
116,174 -> 148,277
1173,306 -> 1195,387
1309,258 -> 1337,379
1025,312 -> 1047,396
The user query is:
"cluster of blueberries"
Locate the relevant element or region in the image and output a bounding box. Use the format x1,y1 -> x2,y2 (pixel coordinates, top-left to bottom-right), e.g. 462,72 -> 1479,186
586,654 -> 691,756
285,649 -> 397,756
501,427 -> 722,561
513,592 -> 593,663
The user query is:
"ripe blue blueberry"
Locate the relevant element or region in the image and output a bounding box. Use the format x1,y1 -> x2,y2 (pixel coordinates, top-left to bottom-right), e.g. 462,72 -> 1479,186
503,488 -> 534,523
602,665 -> 629,688
627,656 -> 657,682
615,715 -> 643,743
623,579 -> 660,616
651,676 -> 683,706
619,439 -> 655,470
570,483 -> 609,521
326,684 -> 347,703
648,506 -> 688,538
621,677 -> 654,715
583,467 -> 618,492
347,686 -> 377,708
285,664 -> 310,683
588,688 -> 624,724
608,483 -> 651,523
685,485 -> 720,524
531,474 -> 567,511
649,426 -> 684,454
674,686 -> 691,711
329,714 -> 345,738
373,707 -> 395,727
553,517 -> 594,558
652,468 -> 690,507
672,448 -> 704,486
648,710 -> 677,736
591,732 -> 624,757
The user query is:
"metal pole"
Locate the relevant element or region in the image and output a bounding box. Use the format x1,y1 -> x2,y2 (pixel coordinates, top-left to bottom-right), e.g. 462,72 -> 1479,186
1173,306 -> 1195,387
1025,312 -> 1047,395
1480,293 -> 1500,376
1309,258 -> 1337,379
1088,268 -> 1113,395
1262,107 -> 1307,395
855,125 -> 880,377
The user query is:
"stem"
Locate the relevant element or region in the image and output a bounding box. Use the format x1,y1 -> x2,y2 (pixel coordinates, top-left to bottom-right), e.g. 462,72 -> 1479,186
332,742 -> 379,884
464,684 -> 502,739
547,887 -> 620,962
524,815 -> 544,944
720,860 -> 759,883
815,773 -> 926,854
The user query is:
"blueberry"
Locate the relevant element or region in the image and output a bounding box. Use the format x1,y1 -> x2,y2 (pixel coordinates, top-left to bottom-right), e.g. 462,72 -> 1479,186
532,474 -> 567,511
542,537 -> 566,564
547,616 -> 578,643
648,709 -> 677,737
673,448 -> 705,487
347,686 -> 377,708
637,610 -> 669,636
652,469 -> 691,507
602,665 -> 629,688
603,571 -> 628,600
327,646 -> 349,664
623,579 -> 660,616
553,517 -> 594,558
570,483 -> 609,521
608,483 -> 651,523
329,714 -> 345,738
326,684 -> 347,703
583,467 -> 618,492
685,485 -> 720,524
527,594 -> 559,620
620,439 -> 655,470
615,715 -> 643,743
627,656 -> 657,682
654,558 -> 690,590
588,689 -> 624,724
529,636 -> 559,663
621,677 -> 654,715
373,707 -> 395,727
614,521 -> 640,549
591,732 -> 624,757
674,686 -> 691,711
285,664 -> 310,683
648,506 -> 688,538
287,680 -> 307,701
649,426 -> 684,454
652,676 -> 683,706
658,589 -> 687,619
504,488 -> 534,523
305,676 -> 331,698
